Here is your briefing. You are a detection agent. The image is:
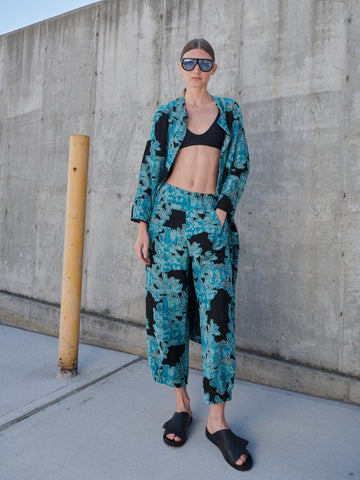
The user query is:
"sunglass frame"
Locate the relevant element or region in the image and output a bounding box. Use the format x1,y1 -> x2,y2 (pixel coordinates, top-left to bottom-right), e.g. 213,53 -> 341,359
181,58 -> 214,72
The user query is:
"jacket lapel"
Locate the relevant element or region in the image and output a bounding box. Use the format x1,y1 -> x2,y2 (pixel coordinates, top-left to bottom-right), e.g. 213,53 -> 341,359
164,96 -> 232,184
165,98 -> 187,171
213,97 -> 232,193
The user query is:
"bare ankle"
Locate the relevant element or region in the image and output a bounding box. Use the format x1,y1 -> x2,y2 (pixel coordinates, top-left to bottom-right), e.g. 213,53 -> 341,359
175,395 -> 191,412
207,403 -> 228,433
174,387 -> 191,414
208,403 -> 225,420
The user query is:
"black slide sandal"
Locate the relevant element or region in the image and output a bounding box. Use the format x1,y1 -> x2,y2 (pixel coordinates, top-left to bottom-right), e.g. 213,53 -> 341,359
163,412 -> 192,447
206,428 -> 253,471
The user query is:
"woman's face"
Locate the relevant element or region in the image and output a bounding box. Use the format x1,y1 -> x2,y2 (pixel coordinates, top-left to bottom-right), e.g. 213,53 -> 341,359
178,48 -> 217,90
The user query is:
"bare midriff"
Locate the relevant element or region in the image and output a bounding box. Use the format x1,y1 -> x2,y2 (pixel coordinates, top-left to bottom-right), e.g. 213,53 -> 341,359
166,146 -> 220,194
166,104 -> 221,194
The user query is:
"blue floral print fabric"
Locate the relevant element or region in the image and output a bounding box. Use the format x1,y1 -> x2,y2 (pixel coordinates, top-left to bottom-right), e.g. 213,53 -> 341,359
146,183 -> 235,404
131,96 -> 250,403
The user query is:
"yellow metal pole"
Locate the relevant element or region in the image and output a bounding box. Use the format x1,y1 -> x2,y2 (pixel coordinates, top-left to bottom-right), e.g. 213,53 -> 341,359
57,135 -> 90,377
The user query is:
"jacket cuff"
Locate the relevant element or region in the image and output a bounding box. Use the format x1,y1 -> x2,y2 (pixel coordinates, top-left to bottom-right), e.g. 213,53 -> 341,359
215,195 -> 232,214
130,217 -> 148,224
130,205 -> 149,224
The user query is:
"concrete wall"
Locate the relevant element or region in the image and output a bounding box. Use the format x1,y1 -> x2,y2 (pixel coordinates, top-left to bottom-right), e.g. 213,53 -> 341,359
1,0 -> 359,404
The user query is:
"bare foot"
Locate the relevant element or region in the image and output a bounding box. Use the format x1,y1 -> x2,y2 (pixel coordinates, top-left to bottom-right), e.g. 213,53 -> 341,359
166,387 -> 192,443
207,404 -> 247,466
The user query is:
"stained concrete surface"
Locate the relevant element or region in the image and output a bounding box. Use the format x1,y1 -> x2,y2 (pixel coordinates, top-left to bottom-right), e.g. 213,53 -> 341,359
0,325 -> 359,480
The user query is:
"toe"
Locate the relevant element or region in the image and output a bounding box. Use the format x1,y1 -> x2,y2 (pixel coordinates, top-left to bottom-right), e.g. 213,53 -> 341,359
235,454 -> 247,466
166,433 -> 183,442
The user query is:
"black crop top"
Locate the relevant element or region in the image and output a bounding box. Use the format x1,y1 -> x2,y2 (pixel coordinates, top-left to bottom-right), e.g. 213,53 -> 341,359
181,111 -> 225,150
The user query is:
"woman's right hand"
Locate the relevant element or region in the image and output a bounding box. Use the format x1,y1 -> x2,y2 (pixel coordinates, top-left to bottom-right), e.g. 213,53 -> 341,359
134,221 -> 151,265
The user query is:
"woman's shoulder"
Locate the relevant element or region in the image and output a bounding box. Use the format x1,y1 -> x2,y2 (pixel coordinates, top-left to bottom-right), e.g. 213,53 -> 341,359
153,97 -> 184,116
148,98 -> 184,135
213,95 -> 241,112
213,96 -> 244,127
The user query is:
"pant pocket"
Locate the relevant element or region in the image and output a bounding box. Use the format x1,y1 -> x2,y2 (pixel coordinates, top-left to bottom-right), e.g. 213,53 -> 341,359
212,207 -> 228,232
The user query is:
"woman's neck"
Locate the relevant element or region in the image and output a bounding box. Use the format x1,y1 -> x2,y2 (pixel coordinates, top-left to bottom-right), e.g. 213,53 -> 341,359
184,88 -> 213,107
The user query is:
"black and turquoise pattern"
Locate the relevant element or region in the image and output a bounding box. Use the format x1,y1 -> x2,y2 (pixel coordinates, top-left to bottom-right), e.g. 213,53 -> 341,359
131,95 -> 249,227
146,183 -> 236,404
131,95 -> 250,404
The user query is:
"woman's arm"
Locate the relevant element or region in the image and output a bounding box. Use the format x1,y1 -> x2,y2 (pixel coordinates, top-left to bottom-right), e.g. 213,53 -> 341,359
131,108 -> 169,224
134,221 -> 150,265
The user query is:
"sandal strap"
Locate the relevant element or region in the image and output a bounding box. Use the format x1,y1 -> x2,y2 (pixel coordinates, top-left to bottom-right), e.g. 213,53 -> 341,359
163,412 -> 191,438
210,429 -> 249,465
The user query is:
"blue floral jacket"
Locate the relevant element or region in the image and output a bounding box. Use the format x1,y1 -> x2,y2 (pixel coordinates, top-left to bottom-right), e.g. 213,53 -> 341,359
131,95 -> 249,226
131,95 -> 250,341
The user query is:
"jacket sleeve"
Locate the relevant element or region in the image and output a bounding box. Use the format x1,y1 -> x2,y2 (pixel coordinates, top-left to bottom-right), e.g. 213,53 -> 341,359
215,102 -> 250,216
131,107 -> 169,224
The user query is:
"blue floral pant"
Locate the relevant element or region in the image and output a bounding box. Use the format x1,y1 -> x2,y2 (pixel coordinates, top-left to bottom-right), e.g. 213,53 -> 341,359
146,182 -> 236,404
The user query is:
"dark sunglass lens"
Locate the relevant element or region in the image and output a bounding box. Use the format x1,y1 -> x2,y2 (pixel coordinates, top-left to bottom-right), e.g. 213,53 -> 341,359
182,58 -> 197,71
198,59 -> 213,72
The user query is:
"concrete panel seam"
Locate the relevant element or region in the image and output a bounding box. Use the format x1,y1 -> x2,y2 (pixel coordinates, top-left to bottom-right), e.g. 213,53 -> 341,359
0,289 -> 60,310
0,290 -> 143,330
1,290 -> 360,382
238,0 -> 245,98
158,0 -> 166,106
337,0 -> 352,371
81,2 -> 101,309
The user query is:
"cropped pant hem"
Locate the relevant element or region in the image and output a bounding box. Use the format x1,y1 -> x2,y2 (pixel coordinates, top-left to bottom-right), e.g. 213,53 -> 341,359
152,373 -> 188,389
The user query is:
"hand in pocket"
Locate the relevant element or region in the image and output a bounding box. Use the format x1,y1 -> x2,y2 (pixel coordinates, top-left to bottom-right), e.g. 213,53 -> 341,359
215,208 -> 227,227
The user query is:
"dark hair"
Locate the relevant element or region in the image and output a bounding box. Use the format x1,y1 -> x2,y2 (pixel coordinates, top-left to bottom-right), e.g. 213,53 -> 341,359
180,38 -> 215,61
180,39 -> 215,96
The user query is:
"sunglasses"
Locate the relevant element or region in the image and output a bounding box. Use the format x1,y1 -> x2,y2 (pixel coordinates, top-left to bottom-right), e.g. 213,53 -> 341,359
181,58 -> 214,72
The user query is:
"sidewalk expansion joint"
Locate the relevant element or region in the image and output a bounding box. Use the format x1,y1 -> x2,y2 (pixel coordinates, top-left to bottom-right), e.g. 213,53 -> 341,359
0,357 -> 143,432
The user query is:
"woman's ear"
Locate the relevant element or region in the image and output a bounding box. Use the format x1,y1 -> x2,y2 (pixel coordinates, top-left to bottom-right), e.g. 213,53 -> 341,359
211,63 -> 217,75
178,62 -> 183,74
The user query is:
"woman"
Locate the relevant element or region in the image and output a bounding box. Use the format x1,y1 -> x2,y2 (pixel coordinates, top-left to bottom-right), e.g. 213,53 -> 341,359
131,38 -> 252,471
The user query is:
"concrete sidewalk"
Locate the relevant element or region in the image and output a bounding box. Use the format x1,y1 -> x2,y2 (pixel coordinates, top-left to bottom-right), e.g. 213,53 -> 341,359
1,324 -> 359,480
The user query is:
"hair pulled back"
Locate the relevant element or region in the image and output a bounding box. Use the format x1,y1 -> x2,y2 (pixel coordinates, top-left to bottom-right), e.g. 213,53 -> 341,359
180,38 -> 215,61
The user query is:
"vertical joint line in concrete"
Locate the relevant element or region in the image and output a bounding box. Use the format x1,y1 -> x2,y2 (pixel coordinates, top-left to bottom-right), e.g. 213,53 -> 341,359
81,3 -> 101,306
157,0 -> 164,106
238,0 -> 245,99
338,0 -> 352,372
31,23 -> 49,313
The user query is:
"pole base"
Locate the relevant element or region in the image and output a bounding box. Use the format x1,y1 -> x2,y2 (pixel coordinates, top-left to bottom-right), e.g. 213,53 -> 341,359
56,367 -> 78,378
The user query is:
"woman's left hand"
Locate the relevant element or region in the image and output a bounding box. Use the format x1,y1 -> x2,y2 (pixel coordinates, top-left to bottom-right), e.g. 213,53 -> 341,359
215,208 -> 227,227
